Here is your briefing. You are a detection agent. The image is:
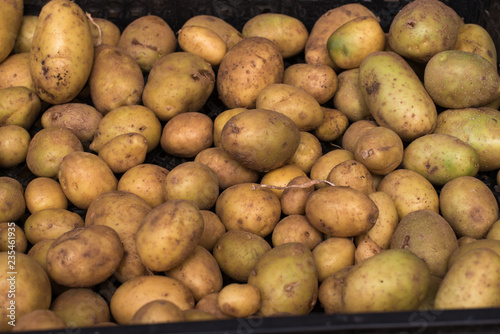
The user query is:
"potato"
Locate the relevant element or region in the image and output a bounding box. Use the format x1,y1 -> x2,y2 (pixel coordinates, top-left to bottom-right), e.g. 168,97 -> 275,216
0,86 -> 41,129
340,119 -> 378,153
0,124 -> 30,169
0,177 -> 25,222
90,104 -> 162,153
280,176 -> 315,216
117,15 -> 176,72
327,159 -> 375,196
50,288 -> 110,327
58,151 -> 118,210
318,266 -> 353,313
217,37 -> 284,109
98,132 -> 148,174
212,107 -> 247,147
439,176 -> 499,239
377,168 -> 440,220
135,199 -> 204,272
110,275 -> 195,324
212,230 -> 271,283
89,17 -> 121,47
286,131 -> 323,174
24,208 -> 84,245
332,68 -> 371,122
215,183 -> 281,238
181,15 -> 243,50
313,237 -> 355,282
0,253 -> 51,332
195,292 -> 232,320
194,147 -> 259,190
130,300 -> 185,325
218,283 -> 261,318
272,214 -> 323,250
142,52 -> 215,121
0,53 -> 35,91
89,44 -> 144,114
46,225 -> 123,287
309,149 -> 355,189
30,0 -> 94,104
24,177 -> 67,213
260,164 -> 307,199
305,186 -> 378,238
0,222 -> 27,253
220,109 -> 300,173
117,163 -> 169,208
304,3 -> 376,68
177,25 -> 227,66
41,103 -> 103,142
327,16 -> 385,70
454,23 -> 497,68
359,51 -> 437,142
354,235 -> 383,264
198,210 -> 226,251
161,112 -> 213,158
163,161 -> 219,210
12,309 -> 66,332
242,13 -> 308,58
424,50 -> 500,109
0,0 -> 23,63
313,107 -> 349,143
402,133 -> 480,186
447,239 -> 500,269
433,107 -> 500,171
283,63 -> 338,105
488,220 -> 500,241
13,15 -> 38,54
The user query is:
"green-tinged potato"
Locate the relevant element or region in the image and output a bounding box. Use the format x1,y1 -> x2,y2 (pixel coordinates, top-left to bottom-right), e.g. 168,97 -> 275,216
341,120 -> 378,153
130,300 -> 185,325
181,15 -> 243,50
487,220 -> 500,240
305,3 -> 376,69
433,107 -> 500,171
359,51 -> 437,142
90,104 -> 161,153
242,13 -> 308,58
447,239 -> 500,269
195,292 -> 232,320
161,112 -> 213,158
318,266 -> 353,313
163,161 -> 219,210
387,0 -> 462,63
218,283 -> 261,318
313,237 -> 355,282
12,309 -> 66,332
327,16 -> 385,70
198,210 -> 226,251
13,15 -> 37,54
313,107 -> 349,143
110,275 -> 195,325
309,149 -> 355,189
46,225 -> 124,287
0,0 -> 23,63
260,164 -> 307,199
89,17 -> 121,47
424,50 -> 500,109
177,25 -> 227,66
217,37 -> 284,109
215,183 -> 281,238
58,151 -> 118,210
0,86 -> 41,129
439,176 -> 499,239
333,68 -> 370,122
0,53 -> 35,91
0,253 -> 51,332
142,52 -> 215,121
272,214 -> 323,250
89,44 -> 144,114
390,210 -> 458,278
220,109 -> 300,173
135,200 -> 204,272
0,222 -> 27,253
0,177 -> 25,222
283,63 -> 338,105
194,147 -> 259,190
117,15 -> 176,72
248,242 -> 318,316
454,23 -> 497,68
213,230 -> 271,282
377,168 -> 440,220
26,127 -> 83,178
354,126 -> 404,176
117,163 -> 169,208
305,186 -> 378,237
435,248 -> 500,309
0,124 -> 30,169
213,108 -> 247,147
25,177 -> 68,213
165,245 -> 223,302
98,132 -> 148,174
24,208 -> 84,245
287,131 -> 323,174
402,133 -> 480,186
327,159 -> 375,196
355,191 -> 399,250
342,249 -> 430,312
256,83 -> 324,131
30,0 -> 94,104
50,288 -> 110,328
280,176 -> 315,216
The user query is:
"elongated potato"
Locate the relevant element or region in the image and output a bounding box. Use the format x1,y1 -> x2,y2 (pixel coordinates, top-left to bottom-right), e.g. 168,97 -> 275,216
177,25 -> 227,66
181,15 -> 243,50
0,0 -> 23,63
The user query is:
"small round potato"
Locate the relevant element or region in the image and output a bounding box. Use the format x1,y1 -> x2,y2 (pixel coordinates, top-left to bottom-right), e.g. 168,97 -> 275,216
313,237 -> 356,282
181,15 -> 243,50
0,124 -> 31,169
313,107 -> 349,143
24,177 -> 68,213
98,132 -> 149,174
0,177 -> 26,223
309,149 -> 355,189
341,120 -> 378,153
218,283 -> 261,318
333,68 -> 371,122
24,208 -> 84,245
0,53 -> 35,91
280,176 -> 315,216
327,159 -> 375,195
130,300 -> 186,325
0,86 -> 41,129
12,309 -> 66,332
178,25 -> 227,66
287,131 -> 323,175
89,17 -> 121,47
271,214 -> 323,250
0,222 -> 27,253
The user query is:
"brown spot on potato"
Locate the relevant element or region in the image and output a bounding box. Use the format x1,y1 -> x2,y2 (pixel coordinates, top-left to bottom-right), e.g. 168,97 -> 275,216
365,81 -> 380,95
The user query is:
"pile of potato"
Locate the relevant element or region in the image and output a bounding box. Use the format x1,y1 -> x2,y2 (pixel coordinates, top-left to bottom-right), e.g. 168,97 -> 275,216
1,0 -> 500,331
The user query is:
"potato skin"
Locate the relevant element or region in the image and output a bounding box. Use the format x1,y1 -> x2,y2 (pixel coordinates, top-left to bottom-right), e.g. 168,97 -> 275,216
30,0 -> 94,104
0,53 -> 35,91
0,0 -> 23,63
0,86 -> 41,130
178,25 -> 227,66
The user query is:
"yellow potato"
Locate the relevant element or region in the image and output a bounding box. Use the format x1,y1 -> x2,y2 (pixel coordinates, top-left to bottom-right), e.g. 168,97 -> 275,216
212,108 -> 247,147
12,309 -> 66,332
327,159 -> 375,196
24,177 -> 68,213
341,119 -> 378,153
98,132 -> 148,174
454,23 -> 497,68
271,214 -> 323,250
14,15 -> 38,54
0,53 -> 35,91
309,149 -> 355,188
0,0 -> 23,63
260,164 -> 307,199
0,222 -> 27,253
333,68 -> 371,122
313,237 -> 355,282
217,283 -> 261,318
0,177 -> 25,223
287,131 -> 323,174
313,107 -> 349,143
195,292 -> 232,320
198,210 -> 226,251
24,208 -> 84,245
181,15 -> 243,50
0,124 -> 31,169
89,17 -> 121,47
280,176 -> 315,216
177,25 -> 227,66
130,300 -> 185,325
0,86 -> 41,130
